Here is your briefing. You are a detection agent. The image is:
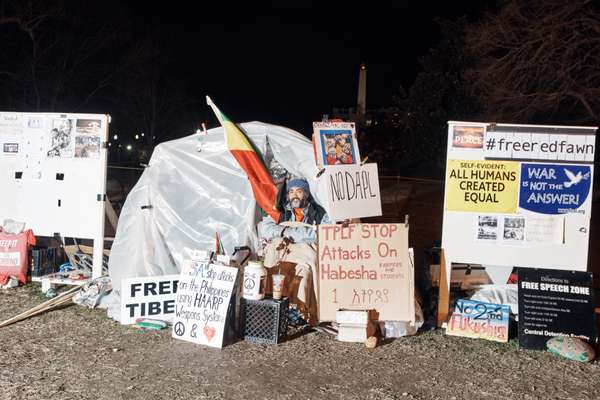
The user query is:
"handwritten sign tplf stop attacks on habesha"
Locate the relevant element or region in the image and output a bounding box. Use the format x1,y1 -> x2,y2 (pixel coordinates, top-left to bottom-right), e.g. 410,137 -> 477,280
318,223 -> 414,322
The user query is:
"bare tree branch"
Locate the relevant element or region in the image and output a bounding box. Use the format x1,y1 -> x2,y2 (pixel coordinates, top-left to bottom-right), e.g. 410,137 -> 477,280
465,0 -> 600,123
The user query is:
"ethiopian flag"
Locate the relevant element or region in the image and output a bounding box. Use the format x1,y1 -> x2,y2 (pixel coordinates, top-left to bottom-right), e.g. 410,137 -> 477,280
207,96 -> 281,222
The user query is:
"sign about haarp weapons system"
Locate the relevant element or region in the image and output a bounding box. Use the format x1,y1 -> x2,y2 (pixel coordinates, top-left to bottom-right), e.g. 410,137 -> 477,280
317,223 -> 414,322
172,260 -> 237,348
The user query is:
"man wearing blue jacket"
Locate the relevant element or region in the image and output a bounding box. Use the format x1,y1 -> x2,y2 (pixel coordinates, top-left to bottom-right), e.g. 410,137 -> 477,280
259,178 -> 330,243
259,178 -> 329,325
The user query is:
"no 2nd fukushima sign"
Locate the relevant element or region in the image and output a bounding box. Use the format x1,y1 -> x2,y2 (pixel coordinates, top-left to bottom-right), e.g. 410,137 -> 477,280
318,223 -> 414,322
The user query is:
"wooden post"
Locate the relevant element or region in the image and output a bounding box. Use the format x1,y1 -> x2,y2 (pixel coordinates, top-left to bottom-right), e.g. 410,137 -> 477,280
436,248 -> 449,327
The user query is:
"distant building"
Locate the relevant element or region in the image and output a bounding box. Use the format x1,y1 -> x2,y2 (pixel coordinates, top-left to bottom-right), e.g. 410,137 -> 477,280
327,63 -> 401,129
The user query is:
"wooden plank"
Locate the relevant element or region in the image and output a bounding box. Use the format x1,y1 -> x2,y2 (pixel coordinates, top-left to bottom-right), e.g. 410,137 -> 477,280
436,248 -> 449,327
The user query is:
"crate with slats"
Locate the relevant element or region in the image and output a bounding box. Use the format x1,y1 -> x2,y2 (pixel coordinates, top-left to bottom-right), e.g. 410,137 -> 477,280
240,297 -> 288,344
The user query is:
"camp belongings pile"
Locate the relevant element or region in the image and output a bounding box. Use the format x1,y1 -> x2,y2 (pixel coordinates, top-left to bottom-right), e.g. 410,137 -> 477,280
0,105 -> 597,361
118,112 -> 417,348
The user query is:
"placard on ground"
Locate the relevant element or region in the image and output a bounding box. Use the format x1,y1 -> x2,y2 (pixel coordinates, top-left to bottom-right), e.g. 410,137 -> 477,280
120,275 -> 180,324
518,268 -> 596,350
318,223 -> 414,322
172,260 -> 237,348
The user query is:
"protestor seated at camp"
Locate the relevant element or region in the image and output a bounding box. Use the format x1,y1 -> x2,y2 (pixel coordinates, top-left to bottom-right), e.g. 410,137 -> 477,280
259,178 -> 330,325
260,178 -> 330,243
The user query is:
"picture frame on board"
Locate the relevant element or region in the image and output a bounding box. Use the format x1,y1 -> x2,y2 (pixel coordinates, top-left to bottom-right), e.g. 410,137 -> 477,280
312,121 -> 360,166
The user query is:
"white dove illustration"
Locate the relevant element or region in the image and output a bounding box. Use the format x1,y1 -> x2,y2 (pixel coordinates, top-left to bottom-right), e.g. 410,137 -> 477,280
563,168 -> 583,187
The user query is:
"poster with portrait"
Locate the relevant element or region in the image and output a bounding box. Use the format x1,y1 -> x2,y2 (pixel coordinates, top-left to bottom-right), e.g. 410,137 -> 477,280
313,121 -> 360,166
75,119 -> 102,158
47,119 -> 74,158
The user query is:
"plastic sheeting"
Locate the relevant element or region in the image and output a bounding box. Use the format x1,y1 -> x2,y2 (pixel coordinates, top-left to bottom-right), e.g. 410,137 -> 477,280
108,122 -> 326,297
469,284 -> 519,315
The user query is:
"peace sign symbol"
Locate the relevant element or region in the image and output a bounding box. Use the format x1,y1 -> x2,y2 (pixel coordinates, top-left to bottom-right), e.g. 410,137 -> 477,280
174,322 -> 185,336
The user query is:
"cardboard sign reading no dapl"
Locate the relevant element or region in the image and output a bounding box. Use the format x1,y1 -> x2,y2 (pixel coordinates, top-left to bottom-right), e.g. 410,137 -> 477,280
318,223 -> 413,322
323,163 -> 382,221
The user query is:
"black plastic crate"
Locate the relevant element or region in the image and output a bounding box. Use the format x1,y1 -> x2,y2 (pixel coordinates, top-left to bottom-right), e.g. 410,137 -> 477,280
240,298 -> 288,344
30,247 -> 59,277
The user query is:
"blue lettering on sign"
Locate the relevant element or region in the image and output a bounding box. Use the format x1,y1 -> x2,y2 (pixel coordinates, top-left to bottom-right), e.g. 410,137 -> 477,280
519,163 -> 591,214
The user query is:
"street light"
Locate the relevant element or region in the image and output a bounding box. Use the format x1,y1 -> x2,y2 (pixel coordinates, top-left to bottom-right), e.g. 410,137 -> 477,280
135,134 -> 139,140
126,144 -> 132,151
113,134 -> 118,140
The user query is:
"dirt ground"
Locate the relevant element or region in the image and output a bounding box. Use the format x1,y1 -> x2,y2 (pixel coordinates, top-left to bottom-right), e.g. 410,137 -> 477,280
1,180 -> 599,400
1,285 -> 599,400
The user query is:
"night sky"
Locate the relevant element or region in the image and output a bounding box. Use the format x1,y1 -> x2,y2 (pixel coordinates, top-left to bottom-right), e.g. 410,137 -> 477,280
111,1 -> 490,135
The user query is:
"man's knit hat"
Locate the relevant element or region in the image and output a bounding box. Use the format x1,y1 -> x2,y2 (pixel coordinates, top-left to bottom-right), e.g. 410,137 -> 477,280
287,178 -> 310,194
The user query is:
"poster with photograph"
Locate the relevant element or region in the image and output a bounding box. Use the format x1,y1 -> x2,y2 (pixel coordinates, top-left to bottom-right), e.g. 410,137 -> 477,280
476,215 -> 498,241
47,119 -> 74,157
452,125 -> 484,149
74,119 -> 102,158
502,215 -> 526,244
313,121 -> 360,166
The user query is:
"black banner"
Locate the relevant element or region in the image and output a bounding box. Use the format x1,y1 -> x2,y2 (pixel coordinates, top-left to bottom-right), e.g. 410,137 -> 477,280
518,268 -> 596,350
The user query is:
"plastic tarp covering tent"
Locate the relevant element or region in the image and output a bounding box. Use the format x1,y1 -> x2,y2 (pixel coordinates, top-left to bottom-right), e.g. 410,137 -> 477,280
106,122 -> 326,320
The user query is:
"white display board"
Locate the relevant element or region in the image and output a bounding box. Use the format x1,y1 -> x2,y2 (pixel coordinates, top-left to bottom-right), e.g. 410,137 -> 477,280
442,121 -> 596,273
0,112 -> 109,277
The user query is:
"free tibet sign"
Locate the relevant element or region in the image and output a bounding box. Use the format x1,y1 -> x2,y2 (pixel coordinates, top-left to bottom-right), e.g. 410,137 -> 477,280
120,275 -> 180,324
317,223 -> 413,322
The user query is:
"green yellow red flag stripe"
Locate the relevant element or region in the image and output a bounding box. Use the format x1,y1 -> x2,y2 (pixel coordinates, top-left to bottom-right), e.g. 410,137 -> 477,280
207,96 -> 281,222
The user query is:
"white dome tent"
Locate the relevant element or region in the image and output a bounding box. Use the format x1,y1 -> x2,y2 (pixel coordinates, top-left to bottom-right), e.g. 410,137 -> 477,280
106,121 -> 327,320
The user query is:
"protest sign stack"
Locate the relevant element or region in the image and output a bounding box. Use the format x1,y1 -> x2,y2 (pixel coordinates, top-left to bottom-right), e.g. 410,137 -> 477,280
312,121 -> 415,332
313,121 -> 382,221
440,121 -> 597,349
